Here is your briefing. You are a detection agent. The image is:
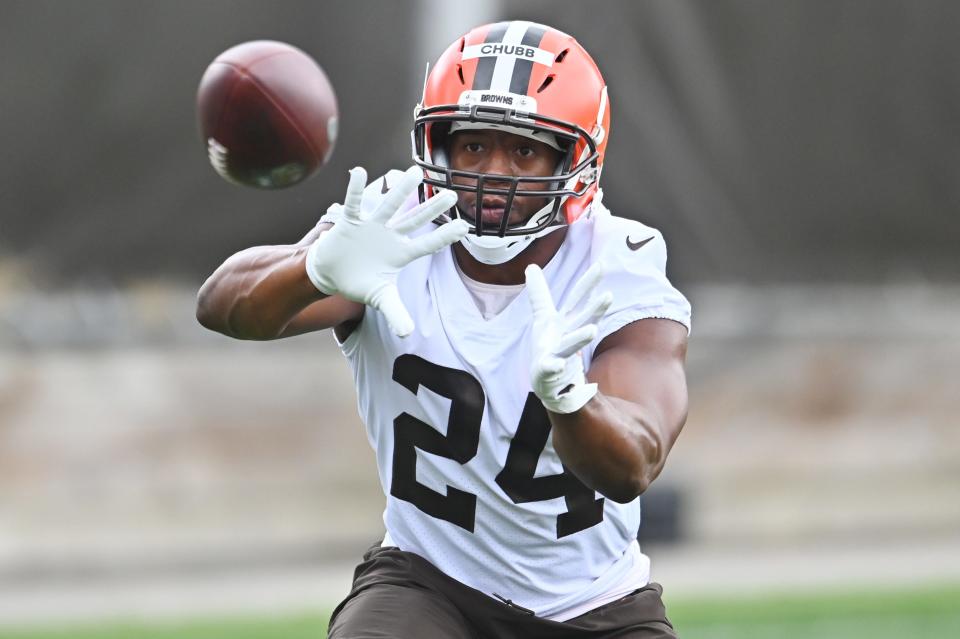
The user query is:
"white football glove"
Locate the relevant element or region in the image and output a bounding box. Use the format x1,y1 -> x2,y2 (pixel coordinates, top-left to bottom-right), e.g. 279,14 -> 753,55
305,166 -> 468,337
525,262 -> 613,414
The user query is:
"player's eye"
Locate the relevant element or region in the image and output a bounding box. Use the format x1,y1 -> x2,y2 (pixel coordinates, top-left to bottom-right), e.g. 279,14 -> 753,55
464,142 -> 484,153
516,145 -> 536,158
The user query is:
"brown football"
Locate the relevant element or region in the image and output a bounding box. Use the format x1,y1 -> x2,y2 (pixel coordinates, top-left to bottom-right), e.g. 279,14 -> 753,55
197,40 -> 338,189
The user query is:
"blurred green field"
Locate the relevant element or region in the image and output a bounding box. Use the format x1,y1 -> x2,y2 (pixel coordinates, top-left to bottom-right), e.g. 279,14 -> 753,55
664,583 -> 960,638
1,583 -> 957,638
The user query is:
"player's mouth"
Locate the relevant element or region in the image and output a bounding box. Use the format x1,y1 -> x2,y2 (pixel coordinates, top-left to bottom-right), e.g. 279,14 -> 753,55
460,198 -> 513,228
480,206 -> 506,226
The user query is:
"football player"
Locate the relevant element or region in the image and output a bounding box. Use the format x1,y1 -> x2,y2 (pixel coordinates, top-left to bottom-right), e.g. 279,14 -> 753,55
198,21 -> 689,638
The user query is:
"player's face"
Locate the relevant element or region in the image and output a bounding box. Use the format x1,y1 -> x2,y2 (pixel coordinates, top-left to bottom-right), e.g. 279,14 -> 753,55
447,130 -> 562,230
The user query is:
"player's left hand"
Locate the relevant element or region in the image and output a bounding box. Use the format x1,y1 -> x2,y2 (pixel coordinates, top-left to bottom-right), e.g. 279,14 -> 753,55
525,262 -> 613,414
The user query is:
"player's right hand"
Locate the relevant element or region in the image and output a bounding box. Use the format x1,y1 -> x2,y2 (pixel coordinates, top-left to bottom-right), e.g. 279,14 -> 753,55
305,166 -> 468,337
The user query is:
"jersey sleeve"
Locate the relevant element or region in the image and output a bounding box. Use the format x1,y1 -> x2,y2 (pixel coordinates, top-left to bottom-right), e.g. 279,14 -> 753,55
585,214 -> 691,362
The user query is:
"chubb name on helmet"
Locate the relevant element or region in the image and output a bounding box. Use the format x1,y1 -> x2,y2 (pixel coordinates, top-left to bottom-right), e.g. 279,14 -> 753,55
480,44 -> 536,58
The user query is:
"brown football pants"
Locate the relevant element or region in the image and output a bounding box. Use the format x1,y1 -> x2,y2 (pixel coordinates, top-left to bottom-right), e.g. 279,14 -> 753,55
328,544 -> 677,639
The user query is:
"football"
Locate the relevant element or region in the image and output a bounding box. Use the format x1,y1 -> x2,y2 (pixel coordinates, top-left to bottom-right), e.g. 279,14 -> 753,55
197,40 -> 338,189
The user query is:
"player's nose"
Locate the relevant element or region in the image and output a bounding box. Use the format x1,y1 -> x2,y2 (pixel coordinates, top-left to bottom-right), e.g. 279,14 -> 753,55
480,149 -> 513,182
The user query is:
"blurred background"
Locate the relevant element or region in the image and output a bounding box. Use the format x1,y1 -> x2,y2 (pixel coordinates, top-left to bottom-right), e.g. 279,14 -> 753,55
1,0 -> 958,636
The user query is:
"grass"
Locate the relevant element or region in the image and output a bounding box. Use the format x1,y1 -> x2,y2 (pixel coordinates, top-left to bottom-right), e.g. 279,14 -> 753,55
1,583 -> 958,638
665,582 -> 960,638
0,614 -> 329,639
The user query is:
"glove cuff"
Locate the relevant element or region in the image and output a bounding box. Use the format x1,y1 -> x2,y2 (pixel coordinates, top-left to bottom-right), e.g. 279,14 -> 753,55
540,382 -> 598,414
305,239 -> 336,295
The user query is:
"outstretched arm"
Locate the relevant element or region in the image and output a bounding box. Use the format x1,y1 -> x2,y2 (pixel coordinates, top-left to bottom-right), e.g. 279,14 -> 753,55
524,264 -> 689,503
196,221 -> 363,340
549,319 -> 689,503
197,166 -> 467,340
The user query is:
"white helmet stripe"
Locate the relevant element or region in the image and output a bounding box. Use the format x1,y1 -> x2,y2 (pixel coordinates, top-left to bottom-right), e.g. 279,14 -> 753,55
489,21 -> 532,92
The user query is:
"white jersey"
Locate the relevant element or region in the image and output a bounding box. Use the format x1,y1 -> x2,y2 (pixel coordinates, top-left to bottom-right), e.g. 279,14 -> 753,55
328,171 -> 691,620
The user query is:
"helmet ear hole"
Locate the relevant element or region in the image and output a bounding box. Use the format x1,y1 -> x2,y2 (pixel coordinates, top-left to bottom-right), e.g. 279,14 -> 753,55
429,122 -> 452,166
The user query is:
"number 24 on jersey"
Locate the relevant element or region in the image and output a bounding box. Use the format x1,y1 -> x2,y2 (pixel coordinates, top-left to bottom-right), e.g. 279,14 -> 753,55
390,354 -> 605,538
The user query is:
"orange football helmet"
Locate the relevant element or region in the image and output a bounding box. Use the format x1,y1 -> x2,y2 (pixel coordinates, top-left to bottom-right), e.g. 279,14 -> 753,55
412,21 -> 610,263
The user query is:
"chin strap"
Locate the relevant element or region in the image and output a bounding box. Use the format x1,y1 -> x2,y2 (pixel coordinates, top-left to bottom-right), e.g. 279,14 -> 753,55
452,198 -> 565,265
459,223 -> 565,265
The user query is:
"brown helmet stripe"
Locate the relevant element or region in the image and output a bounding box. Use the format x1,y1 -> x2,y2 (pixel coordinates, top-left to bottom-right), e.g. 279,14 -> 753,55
508,24 -> 548,95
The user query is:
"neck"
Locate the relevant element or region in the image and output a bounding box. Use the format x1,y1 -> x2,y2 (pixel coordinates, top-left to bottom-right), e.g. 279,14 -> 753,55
452,227 -> 568,285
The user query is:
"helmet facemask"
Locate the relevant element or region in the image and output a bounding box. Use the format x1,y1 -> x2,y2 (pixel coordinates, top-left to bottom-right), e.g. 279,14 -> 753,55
413,104 -> 599,241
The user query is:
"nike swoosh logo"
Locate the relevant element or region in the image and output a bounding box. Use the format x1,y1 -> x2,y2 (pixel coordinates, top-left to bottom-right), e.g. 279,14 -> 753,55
626,236 -> 654,251
380,178 -> 390,194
